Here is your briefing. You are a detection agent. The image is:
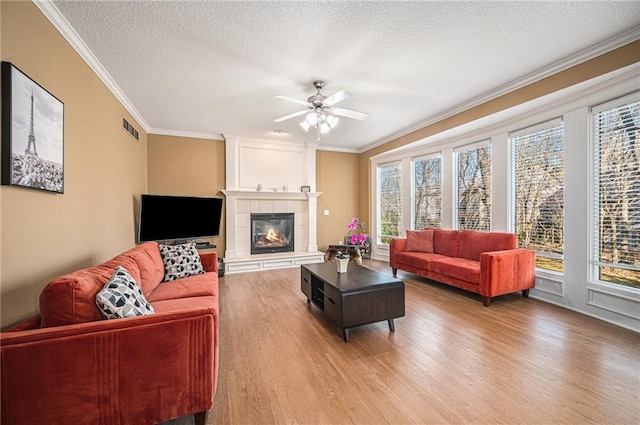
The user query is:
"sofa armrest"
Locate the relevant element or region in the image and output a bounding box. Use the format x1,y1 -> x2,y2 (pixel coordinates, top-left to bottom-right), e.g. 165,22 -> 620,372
389,238 -> 407,268
6,314 -> 41,331
480,248 -> 536,298
1,307 -> 219,425
199,251 -> 218,273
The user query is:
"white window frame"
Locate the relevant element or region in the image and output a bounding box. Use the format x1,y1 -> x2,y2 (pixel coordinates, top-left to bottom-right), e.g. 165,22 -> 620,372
510,117 -> 565,274
454,140 -> 492,231
589,90 -> 640,289
376,160 -> 403,245
411,153 -> 443,230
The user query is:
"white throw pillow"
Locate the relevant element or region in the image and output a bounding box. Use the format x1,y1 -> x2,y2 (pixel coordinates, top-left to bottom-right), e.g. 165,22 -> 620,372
96,266 -> 155,319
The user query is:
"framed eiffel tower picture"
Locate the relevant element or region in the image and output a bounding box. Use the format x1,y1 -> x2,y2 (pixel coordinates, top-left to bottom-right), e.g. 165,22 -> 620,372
2,62 -> 64,193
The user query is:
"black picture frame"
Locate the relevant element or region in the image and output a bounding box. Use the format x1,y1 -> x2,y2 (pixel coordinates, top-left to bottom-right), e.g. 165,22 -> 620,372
1,62 -> 64,193
300,185 -> 310,192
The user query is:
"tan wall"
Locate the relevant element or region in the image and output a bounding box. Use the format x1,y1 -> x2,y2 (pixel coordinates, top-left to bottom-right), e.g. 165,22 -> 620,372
316,150 -> 361,251
0,2 -> 148,328
358,41 -> 640,225
147,135 -> 226,258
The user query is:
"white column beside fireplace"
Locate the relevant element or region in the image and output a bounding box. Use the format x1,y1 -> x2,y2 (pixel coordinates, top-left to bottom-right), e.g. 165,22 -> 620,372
222,135 -> 324,274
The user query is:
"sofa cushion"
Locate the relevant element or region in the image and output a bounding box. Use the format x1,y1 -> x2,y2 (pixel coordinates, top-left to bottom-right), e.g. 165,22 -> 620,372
394,251 -> 447,270
125,242 -> 165,297
40,254 -> 142,328
96,266 -> 155,319
159,243 -> 205,282
405,229 -> 434,252
433,229 -> 461,257
458,230 -> 517,261
151,295 -> 217,315
147,272 -> 218,303
428,257 -> 481,284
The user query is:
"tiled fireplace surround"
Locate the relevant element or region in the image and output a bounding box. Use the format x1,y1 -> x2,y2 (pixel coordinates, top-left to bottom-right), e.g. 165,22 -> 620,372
222,136 -> 324,274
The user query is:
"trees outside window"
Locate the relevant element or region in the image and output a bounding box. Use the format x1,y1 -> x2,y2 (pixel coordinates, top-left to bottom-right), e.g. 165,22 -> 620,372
413,155 -> 442,230
593,94 -> 640,289
377,162 -> 402,244
456,143 -> 491,230
511,119 -> 564,272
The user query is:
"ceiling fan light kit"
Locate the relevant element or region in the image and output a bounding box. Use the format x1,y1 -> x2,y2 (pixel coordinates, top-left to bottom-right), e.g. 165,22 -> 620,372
326,115 -> 339,128
275,80 -> 368,140
305,111 -> 318,126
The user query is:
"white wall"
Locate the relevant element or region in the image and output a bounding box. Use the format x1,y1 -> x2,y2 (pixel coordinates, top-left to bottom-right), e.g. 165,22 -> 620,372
370,63 -> 640,332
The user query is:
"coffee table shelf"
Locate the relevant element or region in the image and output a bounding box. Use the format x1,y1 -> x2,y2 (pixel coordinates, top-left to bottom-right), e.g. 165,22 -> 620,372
301,262 -> 404,342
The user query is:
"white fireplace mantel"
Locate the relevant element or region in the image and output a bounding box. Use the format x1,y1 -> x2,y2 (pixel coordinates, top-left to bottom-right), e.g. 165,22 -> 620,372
222,190 -> 318,201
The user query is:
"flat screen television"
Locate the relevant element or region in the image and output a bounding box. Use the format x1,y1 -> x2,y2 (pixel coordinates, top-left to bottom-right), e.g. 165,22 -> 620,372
138,194 -> 223,243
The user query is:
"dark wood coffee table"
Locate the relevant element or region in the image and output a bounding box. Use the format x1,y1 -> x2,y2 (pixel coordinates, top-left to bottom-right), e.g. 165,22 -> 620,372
301,262 -> 405,342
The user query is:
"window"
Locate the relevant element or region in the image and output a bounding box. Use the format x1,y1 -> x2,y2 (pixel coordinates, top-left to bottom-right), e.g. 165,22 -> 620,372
511,119 -> 564,272
413,155 -> 442,229
592,93 -> 640,289
377,162 -> 402,244
456,142 -> 491,230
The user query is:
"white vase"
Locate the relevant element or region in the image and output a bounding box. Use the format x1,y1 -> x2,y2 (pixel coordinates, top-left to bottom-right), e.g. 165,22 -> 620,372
336,258 -> 349,273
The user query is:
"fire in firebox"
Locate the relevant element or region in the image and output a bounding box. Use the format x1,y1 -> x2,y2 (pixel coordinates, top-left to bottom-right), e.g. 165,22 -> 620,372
255,227 -> 289,247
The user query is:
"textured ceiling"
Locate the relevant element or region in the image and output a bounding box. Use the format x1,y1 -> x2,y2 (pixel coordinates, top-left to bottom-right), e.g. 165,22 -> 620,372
51,1 -> 640,151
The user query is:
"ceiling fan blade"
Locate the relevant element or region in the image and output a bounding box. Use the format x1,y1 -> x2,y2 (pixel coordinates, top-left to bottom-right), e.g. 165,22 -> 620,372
274,110 -> 307,123
323,90 -> 351,106
332,107 -> 369,121
275,95 -> 310,107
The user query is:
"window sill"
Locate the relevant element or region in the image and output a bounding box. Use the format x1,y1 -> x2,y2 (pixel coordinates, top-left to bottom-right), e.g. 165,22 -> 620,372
586,280 -> 640,298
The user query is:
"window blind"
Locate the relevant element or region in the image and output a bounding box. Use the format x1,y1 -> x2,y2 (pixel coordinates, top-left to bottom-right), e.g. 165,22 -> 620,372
378,162 -> 403,243
456,141 -> 491,231
592,92 -> 640,288
510,118 -> 564,272
413,155 -> 442,230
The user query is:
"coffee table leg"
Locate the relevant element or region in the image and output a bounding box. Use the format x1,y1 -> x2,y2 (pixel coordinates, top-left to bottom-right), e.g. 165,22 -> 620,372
343,329 -> 350,342
388,319 -> 395,332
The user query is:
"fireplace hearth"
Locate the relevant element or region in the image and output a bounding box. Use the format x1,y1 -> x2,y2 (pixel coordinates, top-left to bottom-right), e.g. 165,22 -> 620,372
251,213 -> 294,255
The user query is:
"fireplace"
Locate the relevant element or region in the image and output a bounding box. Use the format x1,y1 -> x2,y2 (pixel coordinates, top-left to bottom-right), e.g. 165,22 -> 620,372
251,213 -> 295,255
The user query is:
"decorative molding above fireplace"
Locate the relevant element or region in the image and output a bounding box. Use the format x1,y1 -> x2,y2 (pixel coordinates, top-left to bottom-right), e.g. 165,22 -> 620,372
224,134 -> 316,192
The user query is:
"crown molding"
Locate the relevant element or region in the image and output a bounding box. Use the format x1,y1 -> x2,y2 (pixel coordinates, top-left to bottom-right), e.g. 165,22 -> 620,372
33,0 -> 151,132
148,128 -> 225,141
359,26 -> 640,154
316,145 -> 360,154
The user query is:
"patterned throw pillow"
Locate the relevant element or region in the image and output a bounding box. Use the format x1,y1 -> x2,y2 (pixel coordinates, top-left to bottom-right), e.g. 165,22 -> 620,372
405,229 -> 435,253
159,242 -> 205,282
96,266 -> 155,319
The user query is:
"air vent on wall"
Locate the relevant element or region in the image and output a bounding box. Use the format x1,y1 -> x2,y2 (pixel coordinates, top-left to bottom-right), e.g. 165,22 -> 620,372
122,117 -> 139,141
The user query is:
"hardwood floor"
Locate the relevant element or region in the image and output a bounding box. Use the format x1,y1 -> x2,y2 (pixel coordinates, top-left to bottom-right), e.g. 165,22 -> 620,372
164,260 -> 640,425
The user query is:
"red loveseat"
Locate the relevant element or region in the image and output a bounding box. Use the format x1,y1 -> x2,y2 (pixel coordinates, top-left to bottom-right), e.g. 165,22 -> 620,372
0,242 -> 219,425
390,229 -> 535,306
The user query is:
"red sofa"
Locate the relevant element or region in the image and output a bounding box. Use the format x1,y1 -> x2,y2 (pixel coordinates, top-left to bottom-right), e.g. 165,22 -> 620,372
390,229 -> 535,306
0,242 -> 219,425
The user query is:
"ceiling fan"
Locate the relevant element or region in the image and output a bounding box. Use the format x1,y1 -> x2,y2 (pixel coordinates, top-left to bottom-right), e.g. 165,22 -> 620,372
274,80 -> 368,139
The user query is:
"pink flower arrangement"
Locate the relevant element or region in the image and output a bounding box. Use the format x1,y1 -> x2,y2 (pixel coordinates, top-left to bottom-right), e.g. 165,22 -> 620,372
347,218 -> 368,246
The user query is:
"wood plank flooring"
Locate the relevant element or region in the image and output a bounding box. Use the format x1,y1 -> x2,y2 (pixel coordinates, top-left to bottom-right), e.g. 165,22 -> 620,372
164,260 -> 640,425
